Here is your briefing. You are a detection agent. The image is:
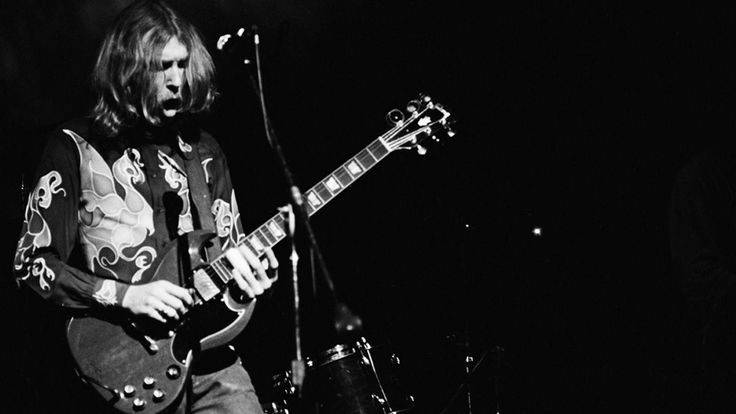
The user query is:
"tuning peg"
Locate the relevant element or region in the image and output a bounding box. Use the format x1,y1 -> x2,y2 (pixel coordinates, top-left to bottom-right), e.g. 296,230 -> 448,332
416,145 -> 427,155
447,130 -> 456,137
386,109 -> 405,125
422,95 -> 432,103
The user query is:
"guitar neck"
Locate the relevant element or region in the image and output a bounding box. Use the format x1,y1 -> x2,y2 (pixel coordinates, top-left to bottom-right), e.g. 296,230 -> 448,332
206,136 -> 392,282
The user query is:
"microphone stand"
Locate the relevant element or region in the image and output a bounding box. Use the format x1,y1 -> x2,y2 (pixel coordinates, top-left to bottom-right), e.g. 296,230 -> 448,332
282,204 -> 305,398
223,25 -> 363,395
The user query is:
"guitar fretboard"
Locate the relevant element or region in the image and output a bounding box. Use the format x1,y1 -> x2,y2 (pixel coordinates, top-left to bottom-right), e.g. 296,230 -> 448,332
204,136 -> 391,285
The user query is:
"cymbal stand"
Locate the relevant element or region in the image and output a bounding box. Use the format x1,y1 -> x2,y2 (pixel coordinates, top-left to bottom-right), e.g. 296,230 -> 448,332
438,347 -> 491,414
464,330 -> 473,414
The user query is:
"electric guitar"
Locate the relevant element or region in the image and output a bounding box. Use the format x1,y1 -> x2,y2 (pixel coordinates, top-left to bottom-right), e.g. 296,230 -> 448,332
66,95 -> 454,413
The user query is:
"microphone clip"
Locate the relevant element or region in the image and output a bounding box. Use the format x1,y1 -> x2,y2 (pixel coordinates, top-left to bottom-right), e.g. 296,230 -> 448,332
216,26 -> 259,65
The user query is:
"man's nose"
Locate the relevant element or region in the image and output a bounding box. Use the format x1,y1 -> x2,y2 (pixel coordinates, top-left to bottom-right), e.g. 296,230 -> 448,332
167,68 -> 183,93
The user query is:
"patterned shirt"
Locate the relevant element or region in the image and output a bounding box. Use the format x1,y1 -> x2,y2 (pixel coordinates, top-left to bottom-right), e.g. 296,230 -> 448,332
13,118 -> 246,309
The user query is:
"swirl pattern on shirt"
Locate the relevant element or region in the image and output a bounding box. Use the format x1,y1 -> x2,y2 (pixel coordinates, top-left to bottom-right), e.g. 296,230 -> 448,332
68,129 -> 157,283
13,170 -> 67,290
212,189 -> 245,250
92,279 -> 118,306
157,150 -> 193,234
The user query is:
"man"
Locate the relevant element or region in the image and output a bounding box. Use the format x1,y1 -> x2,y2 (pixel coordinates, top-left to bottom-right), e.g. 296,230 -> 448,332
13,1 -> 275,412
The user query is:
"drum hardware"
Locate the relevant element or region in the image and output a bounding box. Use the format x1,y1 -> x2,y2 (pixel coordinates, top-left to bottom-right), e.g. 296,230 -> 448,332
372,394 -> 388,412
271,337 -> 414,414
356,337 -> 396,413
272,371 -> 296,397
262,401 -> 290,414
438,345 -> 502,414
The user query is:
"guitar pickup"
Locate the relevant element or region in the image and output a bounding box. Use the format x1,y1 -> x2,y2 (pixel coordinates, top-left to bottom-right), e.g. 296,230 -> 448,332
192,268 -> 220,301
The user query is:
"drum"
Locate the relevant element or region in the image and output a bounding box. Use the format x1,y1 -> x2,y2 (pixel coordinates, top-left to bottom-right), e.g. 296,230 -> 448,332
303,337 -> 414,414
261,401 -> 290,414
261,371 -> 296,414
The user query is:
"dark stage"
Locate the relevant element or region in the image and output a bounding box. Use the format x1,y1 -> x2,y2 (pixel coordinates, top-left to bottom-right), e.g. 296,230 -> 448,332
0,1 -> 732,413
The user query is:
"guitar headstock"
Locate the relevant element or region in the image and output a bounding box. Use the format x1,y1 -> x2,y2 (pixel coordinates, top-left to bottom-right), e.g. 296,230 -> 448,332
380,94 -> 455,155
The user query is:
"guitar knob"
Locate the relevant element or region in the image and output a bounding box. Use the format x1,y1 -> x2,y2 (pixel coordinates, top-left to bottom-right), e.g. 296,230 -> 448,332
132,398 -> 146,411
143,376 -> 156,389
152,389 -> 166,403
166,365 -> 181,379
416,145 -> 427,155
124,384 -> 136,397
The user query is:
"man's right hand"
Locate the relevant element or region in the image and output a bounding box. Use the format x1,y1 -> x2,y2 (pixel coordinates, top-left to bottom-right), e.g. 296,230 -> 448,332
121,280 -> 193,323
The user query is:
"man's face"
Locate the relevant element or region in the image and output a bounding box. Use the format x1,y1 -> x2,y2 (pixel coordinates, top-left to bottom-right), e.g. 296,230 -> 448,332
156,36 -> 189,119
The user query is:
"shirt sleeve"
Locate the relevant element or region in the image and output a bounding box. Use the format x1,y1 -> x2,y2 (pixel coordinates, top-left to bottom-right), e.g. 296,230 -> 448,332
12,130 -> 129,309
670,152 -> 736,310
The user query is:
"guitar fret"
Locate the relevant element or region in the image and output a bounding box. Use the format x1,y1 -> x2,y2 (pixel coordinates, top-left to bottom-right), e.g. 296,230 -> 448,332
221,257 -> 235,273
218,259 -> 234,280
276,215 -> 287,231
334,167 -> 353,187
356,148 -> 377,169
255,229 -> 271,250
306,190 -> 324,211
260,225 -> 277,245
242,238 -> 257,255
210,260 -> 231,284
367,139 -> 389,160
267,218 -> 285,239
314,182 -> 333,204
324,175 -> 344,194
248,234 -> 265,254
345,159 -> 364,177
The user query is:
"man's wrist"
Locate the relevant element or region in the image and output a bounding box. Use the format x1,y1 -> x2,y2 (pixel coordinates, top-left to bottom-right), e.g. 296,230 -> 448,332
91,279 -> 131,308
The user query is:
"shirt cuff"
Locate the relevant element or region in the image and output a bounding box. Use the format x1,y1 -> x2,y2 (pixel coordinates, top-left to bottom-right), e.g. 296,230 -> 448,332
91,279 -> 130,307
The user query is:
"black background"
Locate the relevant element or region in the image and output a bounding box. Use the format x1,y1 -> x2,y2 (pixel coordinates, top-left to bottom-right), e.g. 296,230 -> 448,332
1,1 -> 733,413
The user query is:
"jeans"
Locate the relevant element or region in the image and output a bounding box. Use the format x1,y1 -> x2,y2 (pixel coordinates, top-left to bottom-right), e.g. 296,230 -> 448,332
174,353 -> 264,414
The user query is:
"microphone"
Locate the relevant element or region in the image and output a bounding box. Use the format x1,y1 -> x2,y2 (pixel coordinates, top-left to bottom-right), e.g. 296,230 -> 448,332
216,26 -> 258,64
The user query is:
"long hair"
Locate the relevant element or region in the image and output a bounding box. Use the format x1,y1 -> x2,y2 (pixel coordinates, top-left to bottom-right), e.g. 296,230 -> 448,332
91,0 -> 216,137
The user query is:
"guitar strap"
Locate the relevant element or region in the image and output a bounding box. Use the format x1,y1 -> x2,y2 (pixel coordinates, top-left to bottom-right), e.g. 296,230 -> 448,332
181,139 -> 223,260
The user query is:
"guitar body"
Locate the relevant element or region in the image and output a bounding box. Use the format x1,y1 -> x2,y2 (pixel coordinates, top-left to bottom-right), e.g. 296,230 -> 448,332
67,230 -> 255,413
